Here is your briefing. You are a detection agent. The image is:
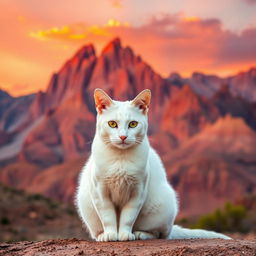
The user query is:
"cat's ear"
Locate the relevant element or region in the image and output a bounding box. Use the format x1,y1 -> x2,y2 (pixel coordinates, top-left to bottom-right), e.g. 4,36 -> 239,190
131,89 -> 151,114
94,88 -> 113,114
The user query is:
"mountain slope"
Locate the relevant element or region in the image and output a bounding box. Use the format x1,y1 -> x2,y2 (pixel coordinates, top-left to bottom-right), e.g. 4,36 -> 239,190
0,183 -> 88,242
0,90 -> 35,145
165,115 -> 256,216
161,85 -> 219,143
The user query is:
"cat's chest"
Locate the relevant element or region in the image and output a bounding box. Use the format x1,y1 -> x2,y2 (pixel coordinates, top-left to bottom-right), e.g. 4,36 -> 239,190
103,165 -> 139,207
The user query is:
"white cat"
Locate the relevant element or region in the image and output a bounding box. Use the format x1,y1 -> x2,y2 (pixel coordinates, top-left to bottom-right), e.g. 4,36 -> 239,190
76,89 -> 230,241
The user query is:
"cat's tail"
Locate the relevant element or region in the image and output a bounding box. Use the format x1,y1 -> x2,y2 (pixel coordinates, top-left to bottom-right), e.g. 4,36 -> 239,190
169,225 -> 231,240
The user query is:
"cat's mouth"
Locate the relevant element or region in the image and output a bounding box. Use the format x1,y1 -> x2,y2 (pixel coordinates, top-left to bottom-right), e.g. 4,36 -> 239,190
112,141 -> 134,149
118,141 -> 130,146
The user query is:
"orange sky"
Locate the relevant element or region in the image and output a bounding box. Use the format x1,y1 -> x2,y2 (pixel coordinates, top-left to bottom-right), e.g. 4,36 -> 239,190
0,0 -> 256,96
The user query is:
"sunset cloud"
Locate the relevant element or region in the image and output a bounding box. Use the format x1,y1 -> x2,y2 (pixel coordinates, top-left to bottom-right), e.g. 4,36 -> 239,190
109,0 -> 123,8
1,0 -> 256,96
244,0 -> 256,4
29,19 -> 129,42
28,14 -> 256,77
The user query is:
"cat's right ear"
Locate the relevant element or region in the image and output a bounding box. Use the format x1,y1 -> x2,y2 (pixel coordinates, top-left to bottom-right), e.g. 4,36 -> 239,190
94,88 -> 113,114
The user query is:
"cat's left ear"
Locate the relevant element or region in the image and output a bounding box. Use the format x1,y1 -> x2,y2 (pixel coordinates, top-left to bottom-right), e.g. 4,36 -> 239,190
94,88 -> 113,114
131,89 -> 151,115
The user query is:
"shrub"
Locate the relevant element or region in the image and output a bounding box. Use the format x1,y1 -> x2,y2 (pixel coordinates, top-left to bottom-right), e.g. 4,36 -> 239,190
1,217 -> 10,225
193,202 -> 248,233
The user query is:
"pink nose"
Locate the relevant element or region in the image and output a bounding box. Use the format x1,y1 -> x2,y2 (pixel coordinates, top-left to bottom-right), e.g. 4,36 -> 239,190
120,136 -> 127,141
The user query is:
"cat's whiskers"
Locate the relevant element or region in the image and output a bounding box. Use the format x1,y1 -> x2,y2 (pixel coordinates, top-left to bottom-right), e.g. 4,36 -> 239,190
102,137 -> 111,145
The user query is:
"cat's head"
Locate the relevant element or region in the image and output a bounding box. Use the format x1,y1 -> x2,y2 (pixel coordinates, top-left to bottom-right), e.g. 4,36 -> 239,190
94,88 -> 151,149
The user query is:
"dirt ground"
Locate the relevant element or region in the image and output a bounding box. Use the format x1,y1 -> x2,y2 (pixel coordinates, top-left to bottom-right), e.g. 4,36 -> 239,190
0,238 -> 256,256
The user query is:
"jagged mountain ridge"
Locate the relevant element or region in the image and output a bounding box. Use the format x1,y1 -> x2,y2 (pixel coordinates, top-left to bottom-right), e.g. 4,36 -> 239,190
168,67 -> 256,102
19,38 -> 177,167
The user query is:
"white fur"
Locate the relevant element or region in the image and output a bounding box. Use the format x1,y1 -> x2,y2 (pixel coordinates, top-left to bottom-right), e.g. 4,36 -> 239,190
76,89 -> 231,241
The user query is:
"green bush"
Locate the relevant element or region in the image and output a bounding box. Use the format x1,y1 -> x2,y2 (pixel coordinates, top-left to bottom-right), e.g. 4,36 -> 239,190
26,193 -> 45,201
193,202 -> 248,233
1,217 -> 10,225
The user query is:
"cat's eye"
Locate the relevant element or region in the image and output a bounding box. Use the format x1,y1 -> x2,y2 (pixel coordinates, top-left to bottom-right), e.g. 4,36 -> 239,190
108,121 -> 118,128
129,121 -> 138,128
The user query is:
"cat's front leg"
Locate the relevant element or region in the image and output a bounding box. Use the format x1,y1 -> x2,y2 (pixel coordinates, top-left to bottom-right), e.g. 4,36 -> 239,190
118,183 -> 147,241
91,181 -> 118,242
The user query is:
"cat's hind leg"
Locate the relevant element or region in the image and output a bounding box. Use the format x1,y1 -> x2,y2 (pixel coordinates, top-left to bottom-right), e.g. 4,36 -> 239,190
134,231 -> 157,240
133,185 -> 178,240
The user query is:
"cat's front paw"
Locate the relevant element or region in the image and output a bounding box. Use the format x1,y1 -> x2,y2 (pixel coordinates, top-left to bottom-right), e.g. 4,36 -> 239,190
96,231 -> 118,242
118,231 -> 136,241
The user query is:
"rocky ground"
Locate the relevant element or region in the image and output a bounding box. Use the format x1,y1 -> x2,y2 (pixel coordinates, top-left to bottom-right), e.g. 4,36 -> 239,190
0,238 -> 256,256
0,184 -> 89,242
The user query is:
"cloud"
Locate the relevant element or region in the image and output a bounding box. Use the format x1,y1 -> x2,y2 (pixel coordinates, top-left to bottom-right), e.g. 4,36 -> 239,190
29,14 -> 256,76
29,19 -> 129,42
109,0 -> 123,8
243,0 -> 256,4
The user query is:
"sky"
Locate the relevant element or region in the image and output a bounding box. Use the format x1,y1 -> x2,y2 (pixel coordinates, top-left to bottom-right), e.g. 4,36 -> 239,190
0,0 -> 256,96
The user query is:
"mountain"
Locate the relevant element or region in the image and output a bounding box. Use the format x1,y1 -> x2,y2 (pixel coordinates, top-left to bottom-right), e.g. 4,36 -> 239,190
164,115 -> 256,216
0,90 -> 35,133
228,68 -> 256,102
0,90 -> 35,163
212,85 -> 256,130
0,38 -> 256,218
168,67 -> 256,102
18,38 -> 176,168
161,85 -> 219,143
186,72 -> 224,98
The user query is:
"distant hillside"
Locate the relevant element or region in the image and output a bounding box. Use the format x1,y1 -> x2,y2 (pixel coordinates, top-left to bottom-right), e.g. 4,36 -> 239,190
0,183 -> 89,242
168,67 -> 256,102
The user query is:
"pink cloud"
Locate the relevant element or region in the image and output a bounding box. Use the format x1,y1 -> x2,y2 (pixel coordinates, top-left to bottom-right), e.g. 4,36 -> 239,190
29,14 -> 256,77
244,0 -> 256,4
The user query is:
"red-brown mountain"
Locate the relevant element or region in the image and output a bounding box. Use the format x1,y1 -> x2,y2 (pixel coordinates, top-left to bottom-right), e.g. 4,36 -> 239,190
18,38 -> 176,168
0,38 -> 256,217
161,85 -> 219,144
0,90 -> 35,141
164,115 -> 256,216
169,67 -> 256,102
228,68 -> 256,102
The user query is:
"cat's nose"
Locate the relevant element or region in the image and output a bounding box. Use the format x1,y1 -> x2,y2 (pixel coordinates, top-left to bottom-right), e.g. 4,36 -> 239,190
119,136 -> 127,141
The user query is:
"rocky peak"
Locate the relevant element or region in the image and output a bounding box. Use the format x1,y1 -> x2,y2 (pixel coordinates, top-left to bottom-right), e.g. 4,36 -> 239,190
102,37 -> 122,55
0,89 -> 12,101
31,44 -> 98,118
75,44 -> 95,60
167,72 -> 184,87
88,38 -> 172,107
227,66 -> 256,102
188,72 -> 223,97
205,114 -> 255,136
191,72 -> 205,80
248,67 -> 256,76
60,44 -> 96,72
98,37 -> 137,75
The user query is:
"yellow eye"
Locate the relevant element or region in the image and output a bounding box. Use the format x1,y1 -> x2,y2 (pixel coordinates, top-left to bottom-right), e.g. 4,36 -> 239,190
108,121 -> 118,128
129,121 -> 138,128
